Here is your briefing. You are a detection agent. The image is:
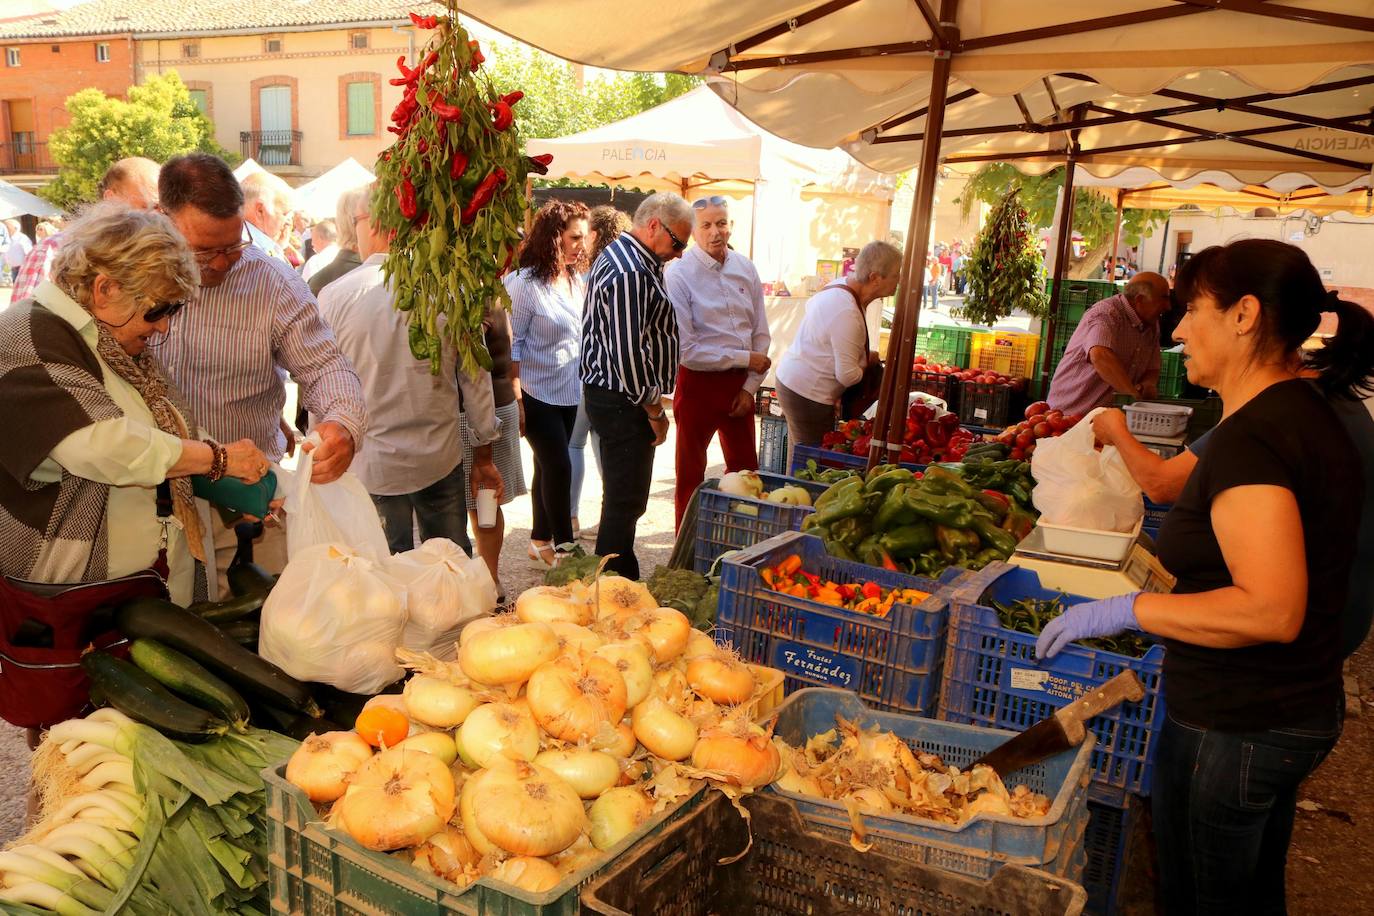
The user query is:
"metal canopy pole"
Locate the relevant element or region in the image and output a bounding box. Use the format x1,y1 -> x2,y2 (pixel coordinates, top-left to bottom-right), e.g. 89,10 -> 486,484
1109,189 -> 1125,278
1039,106 -> 1085,395
867,0 -> 959,471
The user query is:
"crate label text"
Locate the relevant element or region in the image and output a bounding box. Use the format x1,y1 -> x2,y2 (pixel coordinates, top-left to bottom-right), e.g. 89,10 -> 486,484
772,641 -> 858,688
1006,666 -> 1095,703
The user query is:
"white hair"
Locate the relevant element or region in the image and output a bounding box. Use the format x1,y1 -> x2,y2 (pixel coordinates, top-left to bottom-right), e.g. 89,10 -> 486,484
853,241 -> 903,283
633,192 -> 693,231
240,170 -> 295,212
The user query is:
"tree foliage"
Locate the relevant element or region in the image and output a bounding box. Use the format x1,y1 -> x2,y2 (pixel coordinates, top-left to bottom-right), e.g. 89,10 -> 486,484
41,71 -> 234,210
959,188 -> 1049,325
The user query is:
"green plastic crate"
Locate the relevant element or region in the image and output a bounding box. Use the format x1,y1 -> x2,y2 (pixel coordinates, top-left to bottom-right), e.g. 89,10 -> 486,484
1158,351 -> 1186,398
915,325 -> 977,369
263,763 -> 706,915
1038,280 -> 1120,378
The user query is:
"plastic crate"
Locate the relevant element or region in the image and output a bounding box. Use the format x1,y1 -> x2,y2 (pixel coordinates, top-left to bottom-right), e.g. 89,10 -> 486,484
716,531 -> 959,715
1048,279 -> 1117,317
766,688 -> 1093,880
1158,350 -> 1186,398
915,325 -> 977,369
1123,402 -> 1192,438
263,765 -> 705,916
958,380 -> 1015,428
910,368 -> 958,411
971,330 -> 1040,379
1083,798 -> 1139,916
757,414 -> 788,475
693,472 -> 828,574
1039,334 -> 1072,380
789,443 -> 866,475
940,564 -> 1167,806
581,790 -> 1089,916
755,385 -> 781,418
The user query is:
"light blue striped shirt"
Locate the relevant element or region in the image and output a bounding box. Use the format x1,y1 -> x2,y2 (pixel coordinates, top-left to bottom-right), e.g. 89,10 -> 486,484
506,267 -> 585,406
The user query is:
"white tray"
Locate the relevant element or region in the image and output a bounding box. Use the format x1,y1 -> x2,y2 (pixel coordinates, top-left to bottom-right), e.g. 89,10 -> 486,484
1124,402 -> 1192,438
1036,517 -> 1143,563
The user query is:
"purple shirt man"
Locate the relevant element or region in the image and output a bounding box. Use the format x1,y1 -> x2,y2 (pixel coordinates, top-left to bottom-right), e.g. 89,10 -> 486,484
1047,273 -> 1172,416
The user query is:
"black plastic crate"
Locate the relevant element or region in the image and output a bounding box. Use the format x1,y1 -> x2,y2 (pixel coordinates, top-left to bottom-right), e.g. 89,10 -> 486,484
755,386 -> 781,418
910,368 -> 957,411
958,380 -> 1015,428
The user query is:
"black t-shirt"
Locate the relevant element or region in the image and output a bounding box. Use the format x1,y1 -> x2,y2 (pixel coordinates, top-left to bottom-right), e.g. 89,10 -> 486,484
1156,379 -> 1361,731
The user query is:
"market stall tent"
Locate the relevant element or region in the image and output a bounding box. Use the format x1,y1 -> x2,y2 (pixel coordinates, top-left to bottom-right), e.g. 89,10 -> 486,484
293,158 -> 376,222
0,179 -> 60,220
527,86 -> 895,291
233,158 -> 266,182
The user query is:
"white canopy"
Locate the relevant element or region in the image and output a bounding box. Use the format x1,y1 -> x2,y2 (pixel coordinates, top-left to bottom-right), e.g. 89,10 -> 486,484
293,158 -> 375,222
233,158 -> 266,182
0,179 -> 60,220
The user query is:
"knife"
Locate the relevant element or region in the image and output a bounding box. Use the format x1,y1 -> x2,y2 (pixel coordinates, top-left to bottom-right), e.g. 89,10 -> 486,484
969,670 -> 1145,777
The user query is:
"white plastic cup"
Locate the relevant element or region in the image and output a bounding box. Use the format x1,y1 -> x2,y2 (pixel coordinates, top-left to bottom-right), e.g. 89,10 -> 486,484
476,487 -> 498,529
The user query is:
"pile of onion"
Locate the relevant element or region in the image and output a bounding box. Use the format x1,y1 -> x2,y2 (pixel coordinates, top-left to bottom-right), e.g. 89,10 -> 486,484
336,747 -> 456,851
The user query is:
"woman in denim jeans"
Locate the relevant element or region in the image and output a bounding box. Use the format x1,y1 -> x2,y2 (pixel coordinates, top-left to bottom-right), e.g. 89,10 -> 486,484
1034,239 -> 1374,914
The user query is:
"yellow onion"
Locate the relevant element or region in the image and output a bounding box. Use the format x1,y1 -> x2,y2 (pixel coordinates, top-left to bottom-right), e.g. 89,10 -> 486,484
691,722 -> 780,788
533,749 -> 621,799
396,732 -> 459,765
459,621 -> 559,687
684,628 -> 718,659
593,641 -> 654,709
604,720 -> 637,758
633,608 -> 691,663
549,621 -> 603,656
489,856 -> 562,894
631,695 -> 697,761
843,787 -> 894,814
525,654 -> 627,743
456,703 -> 540,768
412,827 -> 480,885
516,586 -> 595,626
590,577 -> 657,619
403,674 -> 482,728
285,731 -> 373,803
588,786 -> 653,850
685,655 -> 756,706
617,758 -> 649,786
336,747 -> 456,851
460,758 -> 587,857
460,613 -> 515,646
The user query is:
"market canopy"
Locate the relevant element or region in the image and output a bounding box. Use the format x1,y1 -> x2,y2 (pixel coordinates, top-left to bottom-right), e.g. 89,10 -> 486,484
293,158 -> 376,222
1076,168 -> 1374,217
0,179 -> 60,220
233,158 -> 266,182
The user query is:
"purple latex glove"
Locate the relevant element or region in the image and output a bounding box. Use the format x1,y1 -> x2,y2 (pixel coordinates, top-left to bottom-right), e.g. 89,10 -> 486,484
1035,593 -> 1142,659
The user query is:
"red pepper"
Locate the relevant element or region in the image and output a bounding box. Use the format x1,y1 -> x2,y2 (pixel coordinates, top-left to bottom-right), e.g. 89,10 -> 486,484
396,178 -> 418,220
880,552 -> 900,572
417,138 -> 429,155
468,40 -> 485,71
449,150 -> 469,181
501,91 -> 524,106
860,582 -> 881,600
486,101 -> 514,132
420,50 -> 439,73
431,100 -> 463,122
459,167 -> 507,224
391,55 -> 418,86
799,570 -> 821,588
499,243 -> 516,275
526,153 -> 553,175
409,11 -> 440,28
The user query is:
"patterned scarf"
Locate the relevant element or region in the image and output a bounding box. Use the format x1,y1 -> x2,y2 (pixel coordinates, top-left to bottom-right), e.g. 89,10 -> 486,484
94,325 -> 206,563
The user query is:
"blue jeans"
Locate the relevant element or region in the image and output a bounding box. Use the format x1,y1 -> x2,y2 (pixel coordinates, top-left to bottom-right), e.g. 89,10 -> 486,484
370,461 -> 473,556
1152,707 -> 1342,915
568,400 -> 601,515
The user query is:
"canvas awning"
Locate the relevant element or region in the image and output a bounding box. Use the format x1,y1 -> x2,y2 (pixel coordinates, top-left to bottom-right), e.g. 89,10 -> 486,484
293,158 -> 375,222
0,179 -> 60,220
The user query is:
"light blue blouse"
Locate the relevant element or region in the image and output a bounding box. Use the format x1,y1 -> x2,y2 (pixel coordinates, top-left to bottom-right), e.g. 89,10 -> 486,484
506,267 -> 586,407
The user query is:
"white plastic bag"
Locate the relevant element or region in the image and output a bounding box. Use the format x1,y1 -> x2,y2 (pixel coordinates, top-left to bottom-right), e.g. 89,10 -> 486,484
386,538 -> 498,656
281,432 -> 390,562
259,542 -> 406,693
1031,407 -> 1144,532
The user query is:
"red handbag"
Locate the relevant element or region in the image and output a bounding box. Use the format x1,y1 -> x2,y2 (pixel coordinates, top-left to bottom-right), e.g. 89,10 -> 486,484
0,569 -> 167,728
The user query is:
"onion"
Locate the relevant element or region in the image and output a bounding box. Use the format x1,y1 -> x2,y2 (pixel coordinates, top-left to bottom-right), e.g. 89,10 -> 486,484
549,621 -> 603,656
516,586 -> 595,626
525,654 -> 627,743
489,856 -> 562,893
590,577 -> 657,619
285,731 -> 373,803
593,641 -> 654,708
396,732 -> 459,765
691,721 -> 780,788
686,655 -> 756,706
588,786 -> 653,850
460,758 -> 587,857
631,695 -> 697,761
533,749 -> 621,799
633,608 -> 691,663
459,621 -> 559,687
460,613 -> 515,646
403,675 -> 482,728
844,787 -> 894,814
456,703 -> 540,768
337,747 -> 456,851
684,628 -> 718,659
606,720 -> 637,758
413,827 -> 480,885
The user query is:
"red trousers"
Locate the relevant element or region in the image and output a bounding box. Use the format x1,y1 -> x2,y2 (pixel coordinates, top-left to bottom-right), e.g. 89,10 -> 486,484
674,366 -> 758,528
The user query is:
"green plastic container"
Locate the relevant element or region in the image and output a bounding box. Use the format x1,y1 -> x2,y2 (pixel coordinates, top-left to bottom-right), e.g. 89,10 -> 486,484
1157,350 -> 1186,398
915,325 -> 978,369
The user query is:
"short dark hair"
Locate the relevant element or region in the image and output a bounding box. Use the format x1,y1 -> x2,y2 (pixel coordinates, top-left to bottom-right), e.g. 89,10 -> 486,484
159,153 -> 243,219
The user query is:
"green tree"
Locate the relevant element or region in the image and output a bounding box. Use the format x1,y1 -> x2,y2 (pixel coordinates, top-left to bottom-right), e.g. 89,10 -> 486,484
41,71 -> 235,210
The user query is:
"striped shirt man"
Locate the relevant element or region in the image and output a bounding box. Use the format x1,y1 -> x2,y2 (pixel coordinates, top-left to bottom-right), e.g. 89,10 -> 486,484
580,231 -> 679,405
155,244 -> 367,462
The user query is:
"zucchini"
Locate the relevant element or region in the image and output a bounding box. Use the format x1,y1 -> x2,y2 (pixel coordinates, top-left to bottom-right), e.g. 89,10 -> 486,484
128,638 -> 251,729
227,560 -> 278,598
186,592 -> 264,624
81,652 -> 228,742
218,619 -> 260,648
115,598 -> 322,718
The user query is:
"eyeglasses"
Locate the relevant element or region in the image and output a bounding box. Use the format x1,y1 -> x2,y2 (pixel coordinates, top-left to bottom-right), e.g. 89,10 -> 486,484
143,299 -> 187,323
662,222 -> 687,252
192,228 -> 252,266
353,211 -> 370,226
692,196 -> 728,210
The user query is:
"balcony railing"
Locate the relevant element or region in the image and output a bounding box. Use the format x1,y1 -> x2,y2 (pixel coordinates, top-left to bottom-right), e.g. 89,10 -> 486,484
0,141 -> 57,174
239,130 -> 303,167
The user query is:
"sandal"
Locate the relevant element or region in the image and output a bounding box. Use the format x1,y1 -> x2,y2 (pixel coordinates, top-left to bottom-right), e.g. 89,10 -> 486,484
528,541 -> 557,568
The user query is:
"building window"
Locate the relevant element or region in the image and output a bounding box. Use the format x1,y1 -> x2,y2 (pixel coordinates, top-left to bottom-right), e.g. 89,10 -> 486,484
182,41 -> 199,59
50,45 -> 59,54
5,48 -> 19,68
188,89 -> 209,115
350,32 -> 368,50
345,81 -> 375,136
96,43 -> 110,63
263,36 -> 283,54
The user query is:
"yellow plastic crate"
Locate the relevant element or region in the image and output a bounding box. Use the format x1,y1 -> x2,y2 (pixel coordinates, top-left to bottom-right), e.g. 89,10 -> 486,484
971,330 -> 1040,379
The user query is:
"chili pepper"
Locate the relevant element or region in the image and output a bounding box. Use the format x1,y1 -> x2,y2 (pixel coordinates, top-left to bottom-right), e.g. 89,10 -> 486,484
501,91 -> 524,106
449,150 -> 469,181
395,178 -> 418,220
487,101 -> 514,132
974,489 -> 1010,522
878,522 -> 937,559
880,551 -> 900,572
391,55 -> 418,86
500,243 -> 516,275
527,153 -> 553,175
459,167 -> 507,224
431,100 -> 463,122
417,138 -> 429,155
778,555 -> 802,578
903,490 -> 975,529
966,548 -> 1003,570
468,40 -> 485,71
420,50 -> 440,73
798,570 -> 821,589
409,11 -> 439,28
864,468 -> 915,496
970,516 -> 1017,559
401,163 -> 412,178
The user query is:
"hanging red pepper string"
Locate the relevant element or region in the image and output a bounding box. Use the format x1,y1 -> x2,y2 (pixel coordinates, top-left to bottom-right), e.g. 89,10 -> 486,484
460,168 -> 507,225
409,12 -> 439,29
526,153 -> 553,175
487,101 -> 514,132
468,40 -> 485,72
390,55 -> 418,87
500,91 -> 524,107
449,150 -> 470,181
396,178 -> 418,221
430,100 -> 462,122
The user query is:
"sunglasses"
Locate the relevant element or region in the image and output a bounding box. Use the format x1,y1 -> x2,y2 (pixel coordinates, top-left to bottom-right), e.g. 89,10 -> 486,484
662,222 -> 687,252
143,299 -> 187,323
692,195 -> 728,210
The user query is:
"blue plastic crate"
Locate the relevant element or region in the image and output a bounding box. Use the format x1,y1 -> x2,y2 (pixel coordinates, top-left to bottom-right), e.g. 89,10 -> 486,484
1142,498 -> 1170,539
1083,798 -> 1139,916
693,473 -> 829,574
717,531 -> 961,715
939,564 -> 1166,807
757,415 -> 789,475
788,444 -> 926,476
766,688 -> 1092,880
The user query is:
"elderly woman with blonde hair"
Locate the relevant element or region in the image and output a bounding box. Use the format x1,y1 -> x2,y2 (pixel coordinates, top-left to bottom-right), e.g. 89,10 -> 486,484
0,202 -> 270,605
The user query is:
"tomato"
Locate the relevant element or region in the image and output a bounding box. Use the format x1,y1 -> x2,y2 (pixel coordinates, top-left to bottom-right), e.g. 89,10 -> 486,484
1009,446 -> 1025,460
1033,421 -> 1051,439
1027,414 -> 1046,429
1063,413 -> 1083,428
1015,430 -> 1034,449
1025,400 -> 1050,420
1044,409 -> 1067,432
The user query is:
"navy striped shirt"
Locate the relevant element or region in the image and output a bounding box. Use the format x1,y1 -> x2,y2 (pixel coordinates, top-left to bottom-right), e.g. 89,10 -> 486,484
580,232 -> 679,405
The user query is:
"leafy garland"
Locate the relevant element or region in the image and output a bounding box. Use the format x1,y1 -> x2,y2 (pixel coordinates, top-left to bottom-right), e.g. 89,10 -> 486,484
371,6 -> 550,374
957,188 -> 1049,326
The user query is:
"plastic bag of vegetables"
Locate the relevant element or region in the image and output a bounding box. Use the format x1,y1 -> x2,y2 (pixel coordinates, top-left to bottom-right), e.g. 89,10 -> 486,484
388,538 -> 498,655
280,433 -> 391,561
260,543 -> 406,693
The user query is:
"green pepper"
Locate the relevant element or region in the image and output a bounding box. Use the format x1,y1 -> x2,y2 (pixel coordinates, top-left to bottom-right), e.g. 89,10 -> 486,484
874,483 -> 919,531
921,465 -> 978,497
803,524 -> 831,542
865,463 -> 898,484
974,490 -> 1011,523
966,547 -> 1004,570
829,515 -> 871,548
825,539 -> 857,561
971,516 -> 1018,559
904,490 -> 975,529
936,525 -> 981,560
913,552 -> 946,577
856,536 -> 887,569
879,521 -> 937,558
865,467 -> 916,496
812,477 -> 862,516
1001,507 -> 1036,541
1009,481 -> 1034,509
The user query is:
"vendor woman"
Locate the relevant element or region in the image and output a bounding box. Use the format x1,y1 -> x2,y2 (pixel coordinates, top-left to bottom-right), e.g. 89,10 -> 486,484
1036,238 -> 1374,913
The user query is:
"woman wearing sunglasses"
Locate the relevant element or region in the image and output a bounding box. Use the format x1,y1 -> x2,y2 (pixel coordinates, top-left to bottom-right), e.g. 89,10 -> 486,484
0,203 -> 271,606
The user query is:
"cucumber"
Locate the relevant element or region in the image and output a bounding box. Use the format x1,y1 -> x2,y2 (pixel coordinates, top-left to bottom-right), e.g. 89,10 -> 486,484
218,619 -> 260,648
81,651 -> 228,742
186,592 -> 264,624
115,598 -> 322,718
128,638 -> 251,729
227,561 -> 278,598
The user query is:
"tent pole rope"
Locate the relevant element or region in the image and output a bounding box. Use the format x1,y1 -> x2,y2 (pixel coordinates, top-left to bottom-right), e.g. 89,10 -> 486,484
1109,189 -> 1125,283
1041,105 -> 1085,396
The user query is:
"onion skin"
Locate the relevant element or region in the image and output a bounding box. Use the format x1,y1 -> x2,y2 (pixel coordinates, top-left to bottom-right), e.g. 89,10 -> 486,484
685,656 -> 756,705
460,759 -> 587,857
459,621 -> 559,686
526,655 -> 628,743
490,856 -> 562,893
691,726 -> 781,788
285,731 -> 373,803
631,695 -> 698,761
337,747 -> 456,851
456,703 -> 540,768
593,641 -> 654,709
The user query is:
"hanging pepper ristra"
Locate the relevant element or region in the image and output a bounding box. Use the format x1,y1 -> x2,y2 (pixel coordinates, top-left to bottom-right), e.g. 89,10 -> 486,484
460,168 -> 507,225
500,91 -> 524,107
430,100 -> 462,122
408,11 -> 439,28
449,150 -> 470,181
487,101 -> 514,132
396,178 -> 418,220
390,55 -> 418,86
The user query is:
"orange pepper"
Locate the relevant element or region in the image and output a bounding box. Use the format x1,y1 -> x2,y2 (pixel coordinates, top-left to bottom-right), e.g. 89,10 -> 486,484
779,554 -> 803,578
762,568 -> 776,588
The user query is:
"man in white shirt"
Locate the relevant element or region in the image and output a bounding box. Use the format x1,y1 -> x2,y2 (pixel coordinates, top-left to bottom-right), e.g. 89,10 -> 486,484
664,197 -> 771,526
4,221 -> 32,284
300,219 -> 339,282
317,184 -> 504,554
240,171 -> 293,261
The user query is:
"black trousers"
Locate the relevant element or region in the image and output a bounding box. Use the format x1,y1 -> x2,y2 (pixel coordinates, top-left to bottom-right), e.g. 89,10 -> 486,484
583,384 -> 656,579
523,393 -> 579,546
